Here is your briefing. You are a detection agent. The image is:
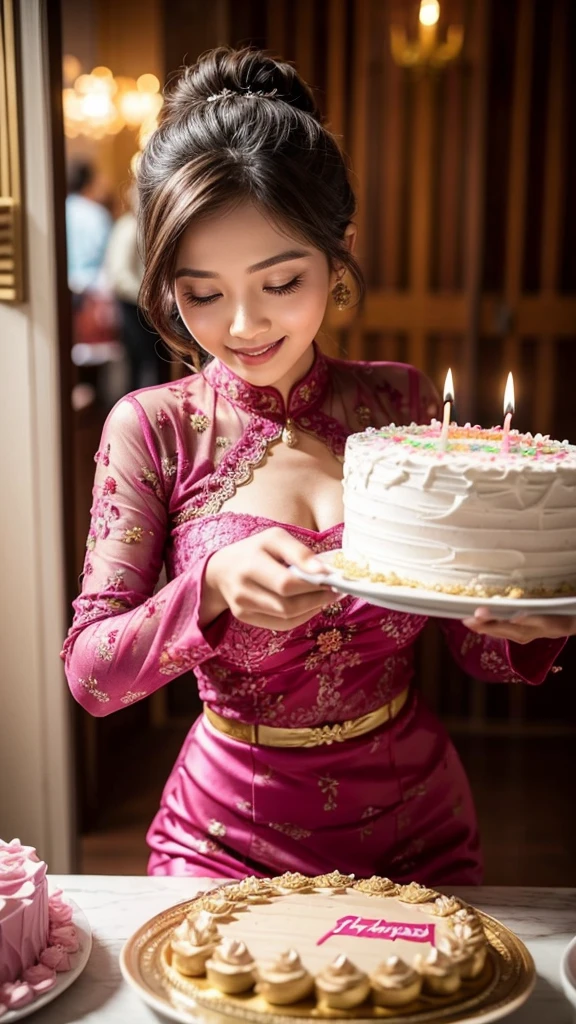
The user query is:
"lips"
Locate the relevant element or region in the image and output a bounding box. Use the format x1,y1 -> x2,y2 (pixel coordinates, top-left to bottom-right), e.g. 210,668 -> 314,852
233,339 -> 284,356
229,337 -> 286,366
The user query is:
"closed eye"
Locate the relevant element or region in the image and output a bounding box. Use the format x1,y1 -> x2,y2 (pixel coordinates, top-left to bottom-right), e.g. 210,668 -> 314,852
265,275 -> 303,295
182,275 -> 304,308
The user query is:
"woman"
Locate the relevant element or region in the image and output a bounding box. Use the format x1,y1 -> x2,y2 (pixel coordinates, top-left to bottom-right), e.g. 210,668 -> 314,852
62,48 -> 571,883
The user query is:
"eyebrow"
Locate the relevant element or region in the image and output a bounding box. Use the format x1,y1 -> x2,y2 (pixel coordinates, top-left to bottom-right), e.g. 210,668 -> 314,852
174,249 -> 310,280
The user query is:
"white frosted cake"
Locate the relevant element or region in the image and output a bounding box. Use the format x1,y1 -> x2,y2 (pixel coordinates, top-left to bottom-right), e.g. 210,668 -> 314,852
161,872 -> 495,1018
341,422 -> 576,598
0,839 -> 79,1013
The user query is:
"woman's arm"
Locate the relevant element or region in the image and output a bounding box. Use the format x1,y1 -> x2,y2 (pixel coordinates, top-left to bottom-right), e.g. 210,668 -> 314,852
61,398 -> 222,717
440,615 -> 567,685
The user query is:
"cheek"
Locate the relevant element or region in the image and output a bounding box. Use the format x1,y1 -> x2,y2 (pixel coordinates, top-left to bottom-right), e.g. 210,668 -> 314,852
283,284 -> 329,329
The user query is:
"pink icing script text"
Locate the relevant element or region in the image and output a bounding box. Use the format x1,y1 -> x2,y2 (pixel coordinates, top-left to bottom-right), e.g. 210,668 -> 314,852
317,916 -> 436,947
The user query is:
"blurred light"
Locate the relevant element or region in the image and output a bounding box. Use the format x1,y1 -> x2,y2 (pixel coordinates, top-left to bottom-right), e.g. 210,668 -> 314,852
419,0 -> 440,26
62,58 -> 163,143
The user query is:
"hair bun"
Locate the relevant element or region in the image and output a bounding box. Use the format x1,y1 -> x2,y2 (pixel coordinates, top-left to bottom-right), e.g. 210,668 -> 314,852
163,46 -> 319,121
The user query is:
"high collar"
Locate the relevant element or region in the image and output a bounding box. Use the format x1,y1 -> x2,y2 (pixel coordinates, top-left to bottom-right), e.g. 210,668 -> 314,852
202,342 -> 330,421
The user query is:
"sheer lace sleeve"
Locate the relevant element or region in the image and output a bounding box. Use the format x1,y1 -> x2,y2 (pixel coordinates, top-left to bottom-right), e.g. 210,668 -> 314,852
440,620 -> 566,685
61,397 -> 219,716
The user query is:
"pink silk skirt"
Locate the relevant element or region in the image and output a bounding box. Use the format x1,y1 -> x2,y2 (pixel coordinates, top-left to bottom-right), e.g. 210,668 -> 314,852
146,691 -> 482,885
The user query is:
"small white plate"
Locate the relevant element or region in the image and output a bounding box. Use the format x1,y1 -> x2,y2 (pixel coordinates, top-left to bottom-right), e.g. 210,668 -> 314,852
561,934 -> 576,1011
1,901 -> 92,1022
290,550 -> 576,621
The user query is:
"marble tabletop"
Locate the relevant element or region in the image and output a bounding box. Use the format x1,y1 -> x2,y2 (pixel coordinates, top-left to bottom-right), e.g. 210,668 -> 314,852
28,877 -> 576,1023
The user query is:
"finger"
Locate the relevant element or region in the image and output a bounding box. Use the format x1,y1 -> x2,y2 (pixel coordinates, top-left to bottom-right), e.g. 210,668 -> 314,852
262,528 -> 331,577
231,578 -> 338,622
252,548 -> 333,599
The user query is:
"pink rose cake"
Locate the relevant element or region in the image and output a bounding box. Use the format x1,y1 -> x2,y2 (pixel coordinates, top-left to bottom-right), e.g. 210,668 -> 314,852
0,839 -> 78,1014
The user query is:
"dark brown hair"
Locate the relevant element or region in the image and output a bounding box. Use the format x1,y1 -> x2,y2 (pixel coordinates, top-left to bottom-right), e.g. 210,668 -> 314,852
137,47 -> 364,363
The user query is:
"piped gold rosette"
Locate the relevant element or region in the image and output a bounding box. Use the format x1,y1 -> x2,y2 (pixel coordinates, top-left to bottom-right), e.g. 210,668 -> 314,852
205,938 -> 257,994
352,876 -> 400,897
312,871 -> 355,894
270,872 -> 314,895
315,954 -> 370,1009
170,909 -> 220,976
370,955 -> 422,1007
396,881 -> 440,904
256,949 -> 314,1005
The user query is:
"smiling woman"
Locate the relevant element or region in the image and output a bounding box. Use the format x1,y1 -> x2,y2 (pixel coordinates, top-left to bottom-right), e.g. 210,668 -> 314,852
62,46 -> 569,887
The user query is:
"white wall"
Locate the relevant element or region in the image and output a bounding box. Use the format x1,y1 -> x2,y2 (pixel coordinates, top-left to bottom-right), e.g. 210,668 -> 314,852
0,0 -> 74,870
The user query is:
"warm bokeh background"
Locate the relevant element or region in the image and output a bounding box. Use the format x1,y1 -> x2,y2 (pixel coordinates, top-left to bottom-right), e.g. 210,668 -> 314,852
60,0 -> 576,883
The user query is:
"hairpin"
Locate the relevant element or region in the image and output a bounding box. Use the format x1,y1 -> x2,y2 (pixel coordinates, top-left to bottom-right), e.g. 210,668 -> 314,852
206,87 -> 278,102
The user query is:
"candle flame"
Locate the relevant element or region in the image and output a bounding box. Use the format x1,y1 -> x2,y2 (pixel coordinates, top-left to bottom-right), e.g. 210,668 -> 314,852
419,0 -> 440,27
503,372 -> 515,416
443,367 -> 454,404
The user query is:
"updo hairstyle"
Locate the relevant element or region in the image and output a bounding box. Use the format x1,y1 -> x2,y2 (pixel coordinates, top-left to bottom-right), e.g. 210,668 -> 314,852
137,47 -> 364,363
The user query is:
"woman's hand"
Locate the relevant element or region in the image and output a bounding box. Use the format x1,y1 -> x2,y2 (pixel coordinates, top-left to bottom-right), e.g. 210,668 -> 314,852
200,526 -> 339,631
462,607 -> 576,644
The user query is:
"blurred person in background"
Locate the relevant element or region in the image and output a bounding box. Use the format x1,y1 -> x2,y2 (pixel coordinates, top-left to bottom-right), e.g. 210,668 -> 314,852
66,159 -> 120,409
106,186 -> 168,392
66,159 -> 112,300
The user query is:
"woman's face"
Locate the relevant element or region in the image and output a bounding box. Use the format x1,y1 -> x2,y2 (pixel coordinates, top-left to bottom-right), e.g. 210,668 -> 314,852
173,203 -> 339,398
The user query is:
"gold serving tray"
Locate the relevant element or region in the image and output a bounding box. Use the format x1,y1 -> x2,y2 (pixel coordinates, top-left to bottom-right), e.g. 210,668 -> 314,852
120,893 -> 535,1024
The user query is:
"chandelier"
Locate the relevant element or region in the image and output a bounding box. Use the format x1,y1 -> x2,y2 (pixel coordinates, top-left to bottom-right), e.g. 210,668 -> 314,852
62,55 -> 163,146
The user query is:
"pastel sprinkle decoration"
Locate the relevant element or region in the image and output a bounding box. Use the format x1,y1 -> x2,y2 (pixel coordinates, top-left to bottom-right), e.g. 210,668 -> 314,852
358,422 -> 576,464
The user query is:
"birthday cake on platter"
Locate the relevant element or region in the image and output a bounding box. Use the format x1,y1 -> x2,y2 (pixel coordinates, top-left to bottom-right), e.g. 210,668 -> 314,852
161,872 -> 492,1019
341,421 -> 576,598
0,839 -> 79,1014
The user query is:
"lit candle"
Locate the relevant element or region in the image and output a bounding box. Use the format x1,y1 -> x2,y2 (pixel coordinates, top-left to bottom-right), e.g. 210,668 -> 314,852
501,372 -> 515,454
419,0 -> 440,59
439,367 -> 454,451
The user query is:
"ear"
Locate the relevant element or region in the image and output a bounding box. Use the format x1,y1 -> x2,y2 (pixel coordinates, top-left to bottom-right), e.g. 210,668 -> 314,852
329,223 -> 358,288
343,222 -> 357,254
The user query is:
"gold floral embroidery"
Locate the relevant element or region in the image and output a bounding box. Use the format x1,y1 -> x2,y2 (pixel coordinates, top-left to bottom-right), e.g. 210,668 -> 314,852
479,648 -> 521,682
404,782 -> 428,800
216,436 -> 231,448
316,629 -> 344,655
460,631 -> 483,656
236,798 -> 252,814
190,413 -> 210,431
318,773 -> 339,811
95,631 -> 117,661
139,466 -> 163,499
359,824 -> 373,841
298,382 -> 317,403
78,676 -> 109,703
355,404 -> 372,428
269,822 -> 312,840
208,819 -> 227,837
161,455 -> 177,477
121,526 -> 147,544
105,569 -> 126,591
120,690 -> 147,705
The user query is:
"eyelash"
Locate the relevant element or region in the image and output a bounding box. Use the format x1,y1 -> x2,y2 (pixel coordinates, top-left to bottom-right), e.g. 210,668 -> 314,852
182,275 -> 304,307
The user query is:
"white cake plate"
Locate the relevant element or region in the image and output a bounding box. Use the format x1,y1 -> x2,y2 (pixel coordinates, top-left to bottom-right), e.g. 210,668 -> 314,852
560,934 -> 576,1012
290,551 -> 576,622
2,901 -> 92,1022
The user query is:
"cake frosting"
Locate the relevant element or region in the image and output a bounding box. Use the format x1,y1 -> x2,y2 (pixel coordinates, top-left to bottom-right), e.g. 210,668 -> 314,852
0,839 -> 78,1014
342,421 -> 576,597
162,872 -> 491,1017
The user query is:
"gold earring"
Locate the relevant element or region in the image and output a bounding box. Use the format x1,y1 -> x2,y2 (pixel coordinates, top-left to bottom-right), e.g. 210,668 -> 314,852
332,280 -> 351,310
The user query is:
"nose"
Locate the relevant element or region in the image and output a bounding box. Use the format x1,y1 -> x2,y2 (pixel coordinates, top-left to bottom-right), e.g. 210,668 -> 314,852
229,300 -> 271,342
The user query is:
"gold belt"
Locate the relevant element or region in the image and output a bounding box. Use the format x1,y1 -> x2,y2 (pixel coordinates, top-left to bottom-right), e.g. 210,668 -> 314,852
203,687 -> 409,749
